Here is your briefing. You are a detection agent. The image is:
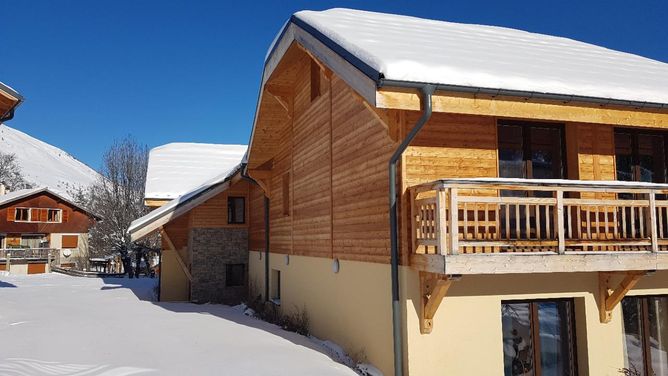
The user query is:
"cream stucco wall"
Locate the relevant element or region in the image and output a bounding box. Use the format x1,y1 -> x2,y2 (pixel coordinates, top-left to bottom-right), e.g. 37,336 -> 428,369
250,251 -> 668,375
160,248 -> 190,301
50,233 -> 89,266
249,251 -> 395,375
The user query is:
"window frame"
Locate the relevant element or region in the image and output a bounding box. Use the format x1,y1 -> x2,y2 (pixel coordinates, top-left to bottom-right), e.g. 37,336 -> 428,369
497,119 -> 568,181
227,196 -> 246,225
622,294 -> 668,376
46,209 -> 62,223
225,263 -> 245,287
501,298 -> 578,376
14,207 -> 31,222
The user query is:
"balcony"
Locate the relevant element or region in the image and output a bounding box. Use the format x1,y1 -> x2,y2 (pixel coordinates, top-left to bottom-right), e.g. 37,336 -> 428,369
409,178 -> 668,275
0,248 -> 57,261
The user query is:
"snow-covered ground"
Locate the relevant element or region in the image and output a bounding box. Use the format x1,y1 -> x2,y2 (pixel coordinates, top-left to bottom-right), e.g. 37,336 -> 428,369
0,273 -> 357,376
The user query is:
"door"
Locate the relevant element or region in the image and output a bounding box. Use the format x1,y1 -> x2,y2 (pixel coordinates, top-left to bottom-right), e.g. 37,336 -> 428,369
615,130 -> 667,184
498,121 -> 566,240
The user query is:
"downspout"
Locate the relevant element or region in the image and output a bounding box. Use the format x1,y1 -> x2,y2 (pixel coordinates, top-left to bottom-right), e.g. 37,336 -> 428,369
241,164 -> 270,301
388,84 -> 435,376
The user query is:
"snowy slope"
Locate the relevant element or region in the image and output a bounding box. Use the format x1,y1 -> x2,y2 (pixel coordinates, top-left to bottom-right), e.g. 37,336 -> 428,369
291,8 -> 668,105
0,124 -> 99,195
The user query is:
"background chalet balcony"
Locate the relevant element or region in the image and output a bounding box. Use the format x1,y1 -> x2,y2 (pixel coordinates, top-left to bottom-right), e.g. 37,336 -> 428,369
409,178 -> 668,274
0,248 -> 56,261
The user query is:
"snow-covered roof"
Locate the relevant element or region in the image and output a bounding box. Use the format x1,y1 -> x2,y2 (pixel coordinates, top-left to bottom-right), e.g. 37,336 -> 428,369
129,164 -> 241,241
0,186 -> 98,218
0,81 -> 23,102
275,8 -> 668,106
145,143 -> 247,201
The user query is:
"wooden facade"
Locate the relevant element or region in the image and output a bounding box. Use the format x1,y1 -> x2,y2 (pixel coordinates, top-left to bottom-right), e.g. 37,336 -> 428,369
0,192 -> 93,235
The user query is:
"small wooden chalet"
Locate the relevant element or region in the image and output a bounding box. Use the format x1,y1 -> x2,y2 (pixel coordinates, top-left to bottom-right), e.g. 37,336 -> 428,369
0,187 -> 97,274
244,8 -> 668,376
129,144 -> 250,304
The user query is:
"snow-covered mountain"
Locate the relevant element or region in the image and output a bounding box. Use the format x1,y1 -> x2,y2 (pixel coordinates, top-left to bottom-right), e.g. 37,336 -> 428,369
0,124 -> 99,195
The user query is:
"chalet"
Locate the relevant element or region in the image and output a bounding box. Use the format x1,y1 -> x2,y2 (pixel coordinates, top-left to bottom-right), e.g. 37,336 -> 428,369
0,81 -> 22,122
129,144 -> 250,304
0,187 -> 97,274
243,9 -> 668,376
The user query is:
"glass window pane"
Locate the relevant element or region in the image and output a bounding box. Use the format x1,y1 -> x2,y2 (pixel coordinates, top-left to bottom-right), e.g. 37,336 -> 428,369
537,301 -> 575,376
498,125 -> 525,180
502,303 -> 535,376
530,128 -> 563,180
622,297 -> 646,375
638,135 -> 667,184
615,133 -> 634,182
648,297 -> 668,376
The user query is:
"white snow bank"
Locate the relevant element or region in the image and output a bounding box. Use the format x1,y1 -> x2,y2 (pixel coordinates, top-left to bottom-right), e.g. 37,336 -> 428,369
145,143 -> 247,200
293,8 -> 668,105
0,273 -> 356,376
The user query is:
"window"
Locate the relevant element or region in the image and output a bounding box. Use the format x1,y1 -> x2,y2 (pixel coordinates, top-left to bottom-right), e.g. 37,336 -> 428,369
310,60 -> 321,101
282,173 -> 290,216
502,299 -> 577,376
225,264 -> 245,287
47,209 -> 62,223
21,235 -> 46,249
497,121 -> 565,186
622,296 -> 668,376
15,208 -> 30,221
271,269 -> 281,304
227,197 -> 245,224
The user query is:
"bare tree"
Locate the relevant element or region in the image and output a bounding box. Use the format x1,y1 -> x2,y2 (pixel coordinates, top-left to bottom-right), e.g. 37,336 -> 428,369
82,137 -> 153,257
0,151 -> 34,190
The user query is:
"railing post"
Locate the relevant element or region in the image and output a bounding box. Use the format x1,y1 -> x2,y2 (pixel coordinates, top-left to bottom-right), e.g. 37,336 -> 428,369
410,188 -> 417,255
437,189 -> 447,255
556,190 -> 566,254
649,191 -> 659,252
449,188 -> 459,255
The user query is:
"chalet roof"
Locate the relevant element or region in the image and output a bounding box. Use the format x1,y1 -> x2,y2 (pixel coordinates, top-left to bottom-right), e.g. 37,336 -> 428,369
129,164 -> 241,241
0,187 -> 99,218
271,8 -> 668,106
0,81 -> 23,102
145,143 -> 247,201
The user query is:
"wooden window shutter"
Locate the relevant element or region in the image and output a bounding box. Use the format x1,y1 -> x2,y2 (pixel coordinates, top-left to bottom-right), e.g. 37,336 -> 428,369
62,235 -> 78,248
6,207 -> 15,221
62,210 -> 70,222
40,209 -> 48,222
30,208 -> 40,222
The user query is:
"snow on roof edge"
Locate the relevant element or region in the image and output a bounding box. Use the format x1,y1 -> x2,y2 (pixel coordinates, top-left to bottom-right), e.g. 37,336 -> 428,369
277,8 -> 668,107
129,164 -> 242,240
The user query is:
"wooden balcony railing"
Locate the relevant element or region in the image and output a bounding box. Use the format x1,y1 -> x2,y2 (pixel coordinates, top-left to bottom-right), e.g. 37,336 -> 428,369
410,178 -> 668,255
0,248 -> 57,260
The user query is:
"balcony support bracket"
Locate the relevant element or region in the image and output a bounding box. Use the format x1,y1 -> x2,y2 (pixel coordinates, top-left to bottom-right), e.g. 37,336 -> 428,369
598,271 -> 645,323
419,271 -> 454,334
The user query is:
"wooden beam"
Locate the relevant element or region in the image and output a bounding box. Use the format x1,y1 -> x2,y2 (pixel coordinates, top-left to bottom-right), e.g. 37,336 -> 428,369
160,228 -> 193,282
419,272 -> 454,334
376,89 -> 668,129
599,271 -> 644,323
264,84 -> 294,118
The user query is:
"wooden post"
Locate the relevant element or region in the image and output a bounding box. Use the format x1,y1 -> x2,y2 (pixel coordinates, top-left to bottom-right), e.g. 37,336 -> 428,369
449,188 -> 459,255
410,188 -> 417,255
556,190 -> 566,254
649,191 -> 659,252
437,189 -> 447,255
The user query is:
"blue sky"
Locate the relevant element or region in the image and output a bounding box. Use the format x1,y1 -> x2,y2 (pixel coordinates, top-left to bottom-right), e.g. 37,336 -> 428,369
2,0 -> 667,170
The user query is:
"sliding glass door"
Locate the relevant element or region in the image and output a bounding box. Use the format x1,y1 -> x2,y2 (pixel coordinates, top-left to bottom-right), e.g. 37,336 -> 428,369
622,296 -> 668,376
502,299 -> 578,376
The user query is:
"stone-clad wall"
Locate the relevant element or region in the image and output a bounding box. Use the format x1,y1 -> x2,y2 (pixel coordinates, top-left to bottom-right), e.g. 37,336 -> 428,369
190,228 -> 248,304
